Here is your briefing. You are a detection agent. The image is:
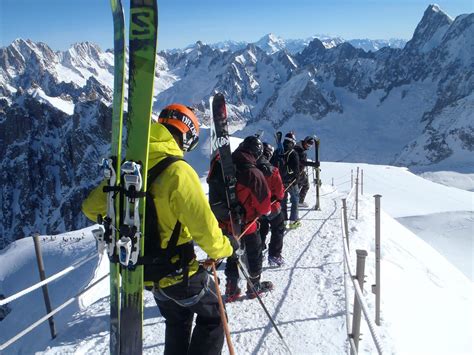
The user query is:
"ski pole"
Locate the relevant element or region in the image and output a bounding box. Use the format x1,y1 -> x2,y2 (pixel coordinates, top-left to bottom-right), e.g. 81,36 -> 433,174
236,196 -> 281,241
236,261 -> 292,354
236,177 -> 300,241
211,262 -> 235,355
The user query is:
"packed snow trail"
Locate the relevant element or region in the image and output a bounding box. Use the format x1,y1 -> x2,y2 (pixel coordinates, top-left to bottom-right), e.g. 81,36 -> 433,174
218,196 -> 346,355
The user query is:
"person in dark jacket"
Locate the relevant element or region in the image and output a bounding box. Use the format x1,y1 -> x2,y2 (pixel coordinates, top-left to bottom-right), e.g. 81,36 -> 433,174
257,143 -> 286,267
294,136 -> 319,207
276,132 -> 301,229
224,136 -> 273,301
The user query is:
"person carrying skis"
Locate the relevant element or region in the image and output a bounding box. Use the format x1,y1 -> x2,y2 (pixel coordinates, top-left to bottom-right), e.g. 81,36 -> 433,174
82,104 -> 234,355
294,136 -> 319,207
257,142 -> 286,267
273,132 -> 301,229
222,136 -> 273,302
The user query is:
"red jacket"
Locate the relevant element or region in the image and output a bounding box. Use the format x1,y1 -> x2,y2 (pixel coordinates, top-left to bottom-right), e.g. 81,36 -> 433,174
257,156 -> 284,216
233,148 -> 271,235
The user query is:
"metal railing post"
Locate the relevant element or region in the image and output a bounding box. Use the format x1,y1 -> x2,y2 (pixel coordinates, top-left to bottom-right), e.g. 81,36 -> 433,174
351,249 -> 368,352
355,167 -> 359,220
372,195 -> 382,325
342,198 -> 349,249
33,234 -> 56,339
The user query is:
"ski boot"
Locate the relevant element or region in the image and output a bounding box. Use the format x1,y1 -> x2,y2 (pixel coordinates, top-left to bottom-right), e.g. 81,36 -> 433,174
287,220 -> 301,229
225,278 -> 241,303
298,201 -> 309,207
246,276 -> 274,299
268,255 -> 285,267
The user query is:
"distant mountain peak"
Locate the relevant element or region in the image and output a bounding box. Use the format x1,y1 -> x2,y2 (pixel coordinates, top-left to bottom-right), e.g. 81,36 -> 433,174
255,33 -> 286,54
405,4 -> 453,53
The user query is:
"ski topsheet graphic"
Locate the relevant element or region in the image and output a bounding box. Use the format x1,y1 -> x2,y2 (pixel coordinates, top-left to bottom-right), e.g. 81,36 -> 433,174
118,0 -> 158,353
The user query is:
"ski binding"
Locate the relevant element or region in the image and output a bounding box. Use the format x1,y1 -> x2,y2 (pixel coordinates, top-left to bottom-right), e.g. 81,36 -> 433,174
118,160 -> 143,268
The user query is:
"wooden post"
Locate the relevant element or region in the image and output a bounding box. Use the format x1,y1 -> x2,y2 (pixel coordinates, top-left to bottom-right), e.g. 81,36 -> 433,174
355,167 -> 359,220
332,177 -> 334,187
352,249 -> 368,352
361,169 -> 364,195
351,169 -> 353,188
372,195 -> 382,325
33,234 -> 56,339
342,198 -> 349,249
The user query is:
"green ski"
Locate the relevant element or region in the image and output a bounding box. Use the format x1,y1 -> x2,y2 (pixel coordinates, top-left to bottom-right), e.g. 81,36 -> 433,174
108,0 -> 125,353
116,0 -> 158,353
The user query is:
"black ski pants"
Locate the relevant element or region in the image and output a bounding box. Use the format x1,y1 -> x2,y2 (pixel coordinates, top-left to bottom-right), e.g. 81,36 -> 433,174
260,211 -> 285,258
225,230 -> 262,281
298,170 -> 310,203
154,267 -> 224,355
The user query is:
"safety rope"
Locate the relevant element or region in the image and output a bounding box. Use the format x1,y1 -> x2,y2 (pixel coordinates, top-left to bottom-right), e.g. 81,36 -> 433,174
340,203 -> 384,354
0,273 -> 109,351
0,253 -> 97,306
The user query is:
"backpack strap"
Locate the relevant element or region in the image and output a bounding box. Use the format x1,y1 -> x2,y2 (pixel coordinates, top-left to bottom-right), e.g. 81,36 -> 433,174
138,156 -> 187,269
147,156 -> 184,187
146,156 -> 184,250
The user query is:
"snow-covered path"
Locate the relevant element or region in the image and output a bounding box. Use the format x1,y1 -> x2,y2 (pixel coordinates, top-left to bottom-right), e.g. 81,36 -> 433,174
220,194 -> 346,354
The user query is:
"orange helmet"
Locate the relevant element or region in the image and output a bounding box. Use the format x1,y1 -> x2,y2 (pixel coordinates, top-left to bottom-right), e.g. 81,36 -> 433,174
158,104 -> 200,151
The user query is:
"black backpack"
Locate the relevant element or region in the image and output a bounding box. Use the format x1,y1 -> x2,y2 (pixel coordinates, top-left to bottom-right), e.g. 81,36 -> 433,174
140,156 -> 194,283
206,155 -> 245,226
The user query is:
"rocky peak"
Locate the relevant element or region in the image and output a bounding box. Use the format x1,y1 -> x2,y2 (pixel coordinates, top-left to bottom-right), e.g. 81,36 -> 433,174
297,38 -> 327,65
405,4 -> 453,53
1,39 -> 56,76
255,33 -> 286,54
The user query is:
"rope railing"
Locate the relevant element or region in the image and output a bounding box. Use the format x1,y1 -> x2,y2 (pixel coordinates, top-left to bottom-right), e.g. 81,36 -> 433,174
341,211 -> 383,354
0,253 -> 97,306
346,183 -> 357,216
0,273 -> 109,351
340,177 -> 384,354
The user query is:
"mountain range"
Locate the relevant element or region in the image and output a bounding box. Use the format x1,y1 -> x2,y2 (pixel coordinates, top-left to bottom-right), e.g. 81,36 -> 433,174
0,4 -> 472,246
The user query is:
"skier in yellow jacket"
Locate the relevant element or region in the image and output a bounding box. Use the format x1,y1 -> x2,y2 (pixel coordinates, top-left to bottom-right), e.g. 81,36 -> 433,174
82,104 -> 234,355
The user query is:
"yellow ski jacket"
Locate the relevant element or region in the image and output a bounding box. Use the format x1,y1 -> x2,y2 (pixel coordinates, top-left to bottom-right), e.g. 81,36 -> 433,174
82,122 -> 233,288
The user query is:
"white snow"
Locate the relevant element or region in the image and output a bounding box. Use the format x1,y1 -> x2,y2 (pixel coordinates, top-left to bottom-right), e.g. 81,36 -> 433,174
0,158 -> 472,354
30,87 -> 75,115
420,171 -> 474,191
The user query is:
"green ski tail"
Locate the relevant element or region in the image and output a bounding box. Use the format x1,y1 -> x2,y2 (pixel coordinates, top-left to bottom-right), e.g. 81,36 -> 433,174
109,0 -> 125,354
120,0 -> 158,353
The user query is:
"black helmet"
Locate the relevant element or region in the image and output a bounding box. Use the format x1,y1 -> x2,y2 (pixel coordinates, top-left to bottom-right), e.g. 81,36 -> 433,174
262,142 -> 274,159
303,136 -> 315,148
283,132 -> 296,150
284,132 -> 296,144
241,135 -> 263,159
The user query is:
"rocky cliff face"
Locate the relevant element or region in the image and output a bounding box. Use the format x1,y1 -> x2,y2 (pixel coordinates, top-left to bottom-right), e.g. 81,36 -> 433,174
0,5 -> 472,246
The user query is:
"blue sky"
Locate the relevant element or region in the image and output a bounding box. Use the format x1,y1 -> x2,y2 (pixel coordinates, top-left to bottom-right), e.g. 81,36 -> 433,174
1,0 -> 472,50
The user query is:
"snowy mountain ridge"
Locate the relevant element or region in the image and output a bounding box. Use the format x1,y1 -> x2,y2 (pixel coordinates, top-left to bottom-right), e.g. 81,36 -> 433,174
173,33 -> 403,55
0,4 -> 473,246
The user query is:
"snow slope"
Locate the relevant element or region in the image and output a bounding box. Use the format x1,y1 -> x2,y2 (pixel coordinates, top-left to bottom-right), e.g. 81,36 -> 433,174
0,162 -> 472,354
